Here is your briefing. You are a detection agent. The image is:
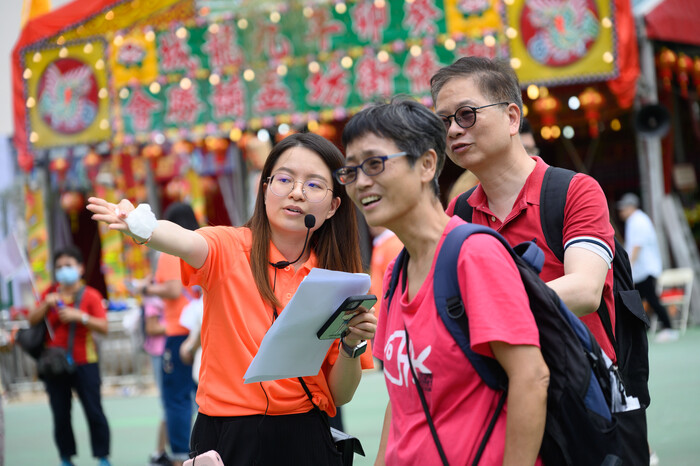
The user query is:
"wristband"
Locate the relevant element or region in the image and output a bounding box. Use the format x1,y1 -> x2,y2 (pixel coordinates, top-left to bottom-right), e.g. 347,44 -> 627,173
125,203 -> 158,240
81,313 -> 89,325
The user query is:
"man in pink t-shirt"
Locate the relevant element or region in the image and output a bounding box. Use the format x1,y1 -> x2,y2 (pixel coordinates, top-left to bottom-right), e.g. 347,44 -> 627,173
340,99 -> 549,465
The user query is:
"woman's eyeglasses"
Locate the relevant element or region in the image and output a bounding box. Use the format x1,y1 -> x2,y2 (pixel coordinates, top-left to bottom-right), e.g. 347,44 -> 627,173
267,174 -> 332,203
333,152 -> 407,185
439,102 -> 510,130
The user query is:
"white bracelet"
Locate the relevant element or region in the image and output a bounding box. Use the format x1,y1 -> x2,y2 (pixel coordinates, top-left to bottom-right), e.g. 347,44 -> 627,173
125,204 -> 158,239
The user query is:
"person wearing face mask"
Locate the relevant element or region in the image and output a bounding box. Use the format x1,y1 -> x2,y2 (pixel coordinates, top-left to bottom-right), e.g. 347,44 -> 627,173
28,246 -> 111,466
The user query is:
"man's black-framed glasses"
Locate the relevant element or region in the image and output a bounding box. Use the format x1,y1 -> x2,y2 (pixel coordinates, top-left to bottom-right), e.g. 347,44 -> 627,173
439,102 -> 510,131
334,152 -> 407,185
266,174 -> 332,203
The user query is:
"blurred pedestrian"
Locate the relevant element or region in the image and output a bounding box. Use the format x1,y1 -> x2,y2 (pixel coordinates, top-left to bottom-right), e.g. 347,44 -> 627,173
519,118 -> 539,156
27,246 -> 111,466
87,133 -> 376,466
617,193 -> 678,342
141,203 -> 199,466
140,292 -> 172,466
368,226 -> 403,313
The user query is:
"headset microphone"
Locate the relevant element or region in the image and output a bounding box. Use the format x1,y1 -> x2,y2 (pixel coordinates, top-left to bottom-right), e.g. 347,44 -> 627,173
270,214 -> 316,269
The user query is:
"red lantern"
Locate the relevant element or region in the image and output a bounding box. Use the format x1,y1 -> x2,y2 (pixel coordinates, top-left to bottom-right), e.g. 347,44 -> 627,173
17,152 -> 33,172
142,144 -> 164,159
200,176 -> 219,197
165,178 -> 186,201
50,157 -> 70,184
578,87 -> 605,138
693,57 -> 700,95
83,149 -> 101,181
205,137 -> 229,167
532,96 -> 561,126
60,191 -> 84,214
676,53 -> 693,98
657,48 -> 677,92
173,140 -> 194,156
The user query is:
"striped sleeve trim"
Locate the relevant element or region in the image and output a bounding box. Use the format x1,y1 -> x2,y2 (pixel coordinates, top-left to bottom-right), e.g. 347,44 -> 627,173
564,237 -> 613,268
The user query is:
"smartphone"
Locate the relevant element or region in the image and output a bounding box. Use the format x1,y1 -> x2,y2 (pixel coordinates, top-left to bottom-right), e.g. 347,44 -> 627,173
183,450 -> 223,466
317,294 -> 377,340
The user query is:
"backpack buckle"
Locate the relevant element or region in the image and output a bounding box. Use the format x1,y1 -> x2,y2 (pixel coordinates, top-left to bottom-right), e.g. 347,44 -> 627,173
446,296 -> 464,319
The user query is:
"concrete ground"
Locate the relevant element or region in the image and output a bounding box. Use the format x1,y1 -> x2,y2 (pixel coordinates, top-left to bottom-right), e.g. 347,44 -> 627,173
5,327 -> 700,465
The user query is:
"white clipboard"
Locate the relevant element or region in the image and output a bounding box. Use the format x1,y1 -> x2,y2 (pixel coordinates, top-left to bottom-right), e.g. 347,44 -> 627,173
244,267 -> 370,383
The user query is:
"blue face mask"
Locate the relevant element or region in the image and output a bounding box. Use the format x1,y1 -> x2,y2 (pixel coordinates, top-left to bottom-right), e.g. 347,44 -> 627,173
55,266 -> 80,285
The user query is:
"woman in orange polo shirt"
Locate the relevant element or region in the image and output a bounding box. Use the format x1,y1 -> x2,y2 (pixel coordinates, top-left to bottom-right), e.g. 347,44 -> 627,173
88,133 -> 376,465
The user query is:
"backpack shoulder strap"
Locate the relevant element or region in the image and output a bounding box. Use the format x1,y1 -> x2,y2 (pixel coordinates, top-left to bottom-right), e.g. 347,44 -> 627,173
453,186 -> 477,222
540,166 -> 575,263
384,248 -> 408,314
434,223 -> 508,391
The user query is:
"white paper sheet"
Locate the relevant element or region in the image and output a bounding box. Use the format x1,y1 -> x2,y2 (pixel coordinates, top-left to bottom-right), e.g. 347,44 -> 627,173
244,268 -> 371,383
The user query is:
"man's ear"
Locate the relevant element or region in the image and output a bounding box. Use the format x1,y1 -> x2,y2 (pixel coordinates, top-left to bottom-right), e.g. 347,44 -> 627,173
419,149 -> 438,184
325,196 -> 341,219
508,103 -> 522,137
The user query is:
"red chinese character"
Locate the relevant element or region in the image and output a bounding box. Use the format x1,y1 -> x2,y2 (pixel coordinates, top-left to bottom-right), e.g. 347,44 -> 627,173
355,55 -> 398,100
306,62 -> 350,107
404,49 -> 441,95
203,24 -> 244,70
307,9 -> 346,52
165,83 -> 203,125
210,76 -> 246,120
403,0 -> 442,36
352,2 -> 389,43
255,22 -> 293,61
158,30 -> 200,74
123,87 -> 162,132
254,72 -> 293,114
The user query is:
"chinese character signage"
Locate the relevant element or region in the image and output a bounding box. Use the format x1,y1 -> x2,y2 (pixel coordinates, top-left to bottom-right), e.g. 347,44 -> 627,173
16,0 -> 619,152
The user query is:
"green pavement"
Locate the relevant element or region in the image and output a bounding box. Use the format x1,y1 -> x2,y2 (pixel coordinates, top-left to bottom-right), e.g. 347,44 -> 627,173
6,327 -> 700,465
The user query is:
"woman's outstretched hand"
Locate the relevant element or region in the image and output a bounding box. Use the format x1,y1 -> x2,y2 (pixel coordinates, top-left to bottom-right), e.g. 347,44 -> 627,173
86,197 -> 138,238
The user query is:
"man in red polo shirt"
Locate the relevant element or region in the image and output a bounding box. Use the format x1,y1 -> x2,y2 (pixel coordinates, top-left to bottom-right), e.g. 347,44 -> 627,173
431,57 -> 617,362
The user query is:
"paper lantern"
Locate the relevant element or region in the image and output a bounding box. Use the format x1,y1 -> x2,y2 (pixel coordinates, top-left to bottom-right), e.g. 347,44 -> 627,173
60,191 -> 84,214
18,152 -> 33,172
657,48 -> 677,92
83,149 -> 101,181
165,178 -> 186,201
142,144 -> 164,159
578,87 -> 605,138
693,57 -> 700,95
676,53 -> 693,98
200,176 -> 219,196
173,140 -> 194,155
532,96 -> 561,126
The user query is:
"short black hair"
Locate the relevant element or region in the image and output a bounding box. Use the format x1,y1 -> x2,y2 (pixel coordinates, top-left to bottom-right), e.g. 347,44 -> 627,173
53,245 -> 84,266
431,56 -> 524,129
341,97 -> 446,196
520,117 -> 533,135
164,202 -> 199,231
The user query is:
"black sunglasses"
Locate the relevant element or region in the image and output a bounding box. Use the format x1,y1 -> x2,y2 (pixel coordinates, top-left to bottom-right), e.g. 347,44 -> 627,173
439,102 -> 510,130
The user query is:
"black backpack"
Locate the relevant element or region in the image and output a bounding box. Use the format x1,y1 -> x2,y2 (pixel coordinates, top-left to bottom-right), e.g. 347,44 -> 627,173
454,166 -> 650,464
453,166 -> 651,406
386,223 -> 622,466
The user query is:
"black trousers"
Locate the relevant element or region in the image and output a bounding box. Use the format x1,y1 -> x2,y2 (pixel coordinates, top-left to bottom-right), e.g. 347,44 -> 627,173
635,275 -> 673,329
44,362 -> 110,459
190,410 -> 342,466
